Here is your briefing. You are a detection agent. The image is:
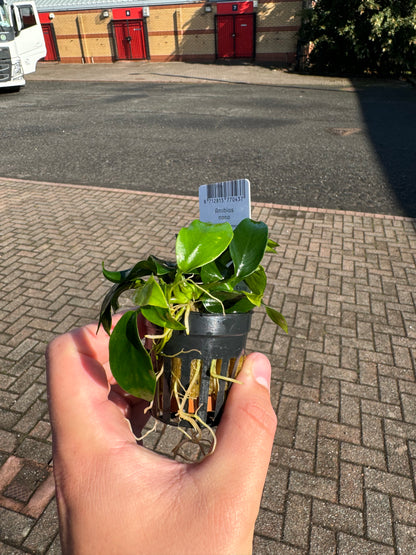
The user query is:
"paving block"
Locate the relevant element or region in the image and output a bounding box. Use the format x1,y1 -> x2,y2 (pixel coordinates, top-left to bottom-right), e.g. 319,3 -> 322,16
1,179 -> 416,554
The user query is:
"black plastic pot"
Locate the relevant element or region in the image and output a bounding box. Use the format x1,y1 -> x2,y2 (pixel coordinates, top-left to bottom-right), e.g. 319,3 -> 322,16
152,311 -> 252,428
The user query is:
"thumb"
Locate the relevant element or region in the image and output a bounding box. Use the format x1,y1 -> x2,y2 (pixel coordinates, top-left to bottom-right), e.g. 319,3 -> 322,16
200,353 -> 277,501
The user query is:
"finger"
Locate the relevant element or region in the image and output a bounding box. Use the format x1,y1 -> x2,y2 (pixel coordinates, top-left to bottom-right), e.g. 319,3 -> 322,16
199,353 -> 277,510
107,390 -> 151,440
46,326 -> 137,455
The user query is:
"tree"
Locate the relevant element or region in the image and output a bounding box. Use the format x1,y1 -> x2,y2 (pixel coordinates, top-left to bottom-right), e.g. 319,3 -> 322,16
299,0 -> 416,77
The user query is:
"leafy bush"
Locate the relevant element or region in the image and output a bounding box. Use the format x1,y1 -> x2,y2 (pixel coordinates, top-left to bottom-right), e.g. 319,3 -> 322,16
299,0 -> 416,77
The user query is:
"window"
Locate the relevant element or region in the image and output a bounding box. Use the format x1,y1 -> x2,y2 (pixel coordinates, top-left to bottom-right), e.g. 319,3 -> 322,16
0,4 -> 14,40
0,5 -> 12,28
19,5 -> 36,29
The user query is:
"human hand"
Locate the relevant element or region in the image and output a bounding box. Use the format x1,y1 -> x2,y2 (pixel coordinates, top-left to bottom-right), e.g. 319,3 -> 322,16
46,321 -> 277,555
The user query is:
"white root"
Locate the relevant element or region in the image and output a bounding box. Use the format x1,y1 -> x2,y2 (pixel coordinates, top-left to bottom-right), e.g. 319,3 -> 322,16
135,420 -> 159,442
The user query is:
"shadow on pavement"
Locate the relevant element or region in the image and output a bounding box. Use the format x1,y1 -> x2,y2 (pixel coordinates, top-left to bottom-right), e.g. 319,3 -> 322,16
353,80 -> 416,218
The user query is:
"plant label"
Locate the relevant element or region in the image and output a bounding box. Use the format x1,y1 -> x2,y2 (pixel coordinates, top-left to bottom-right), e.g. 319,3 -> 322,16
199,179 -> 251,228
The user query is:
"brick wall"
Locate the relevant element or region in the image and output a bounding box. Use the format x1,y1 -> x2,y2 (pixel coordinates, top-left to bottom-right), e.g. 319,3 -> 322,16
146,4 -> 216,62
39,0 -> 302,65
257,1 -> 301,64
41,11 -> 113,63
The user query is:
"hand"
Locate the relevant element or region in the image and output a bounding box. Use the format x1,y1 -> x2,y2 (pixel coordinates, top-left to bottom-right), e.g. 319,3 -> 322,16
46,321 -> 277,555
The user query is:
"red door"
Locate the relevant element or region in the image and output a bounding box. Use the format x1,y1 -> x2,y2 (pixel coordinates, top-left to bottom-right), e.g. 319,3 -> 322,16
113,20 -> 146,60
217,15 -> 234,58
41,23 -> 59,61
216,14 -> 254,59
235,15 -> 254,58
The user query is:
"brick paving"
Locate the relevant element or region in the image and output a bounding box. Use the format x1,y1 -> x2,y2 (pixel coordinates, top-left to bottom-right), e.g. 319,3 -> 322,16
0,176 -> 415,554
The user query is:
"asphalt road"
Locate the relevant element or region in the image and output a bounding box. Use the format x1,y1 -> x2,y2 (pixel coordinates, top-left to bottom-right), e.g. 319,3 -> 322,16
2,78 -> 415,217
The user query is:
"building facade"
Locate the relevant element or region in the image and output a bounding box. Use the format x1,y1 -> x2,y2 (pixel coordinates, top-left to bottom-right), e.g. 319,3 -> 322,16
37,0 -> 302,65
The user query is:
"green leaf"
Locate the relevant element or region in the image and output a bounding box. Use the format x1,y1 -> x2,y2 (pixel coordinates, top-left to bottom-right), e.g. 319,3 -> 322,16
103,257 -> 175,285
244,291 -> 262,307
244,266 -> 267,297
201,290 -> 245,313
217,247 -> 232,268
146,256 -> 177,277
206,281 -> 234,293
201,254 -> 234,283
102,262 -> 130,284
134,276 -> 169,309
127,257 -> 174,281
225,296 -> 256,313
176,220 -> 233,273
200,260 -> 224,283
98,281 -> 136,335
102,259 -> 162,286
141,306 -> 186,330
230,219 -> 269,281
201,297 -> 224,313
171,279 -> 202,304
109,311 -> 156,400
265,306 -> 288,333
266,238 -> 279,253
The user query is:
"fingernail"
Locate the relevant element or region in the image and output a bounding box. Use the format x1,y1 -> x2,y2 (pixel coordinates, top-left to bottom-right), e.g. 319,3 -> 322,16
251,354 -> 272,391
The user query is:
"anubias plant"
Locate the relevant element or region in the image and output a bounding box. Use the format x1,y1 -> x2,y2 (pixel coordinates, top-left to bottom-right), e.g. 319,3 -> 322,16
98,218 -> 287,407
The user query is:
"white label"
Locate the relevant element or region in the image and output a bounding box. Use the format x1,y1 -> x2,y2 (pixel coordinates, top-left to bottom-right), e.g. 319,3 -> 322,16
199,179 -> 251,228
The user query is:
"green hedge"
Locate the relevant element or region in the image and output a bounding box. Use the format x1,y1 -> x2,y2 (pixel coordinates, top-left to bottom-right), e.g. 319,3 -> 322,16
299,0 -> 416,77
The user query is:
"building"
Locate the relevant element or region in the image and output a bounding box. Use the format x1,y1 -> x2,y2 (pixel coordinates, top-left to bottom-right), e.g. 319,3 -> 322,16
36,0 -> 302,65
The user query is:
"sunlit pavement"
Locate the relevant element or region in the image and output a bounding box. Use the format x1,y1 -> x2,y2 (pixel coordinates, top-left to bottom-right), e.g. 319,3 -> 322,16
1,176 -> 415,553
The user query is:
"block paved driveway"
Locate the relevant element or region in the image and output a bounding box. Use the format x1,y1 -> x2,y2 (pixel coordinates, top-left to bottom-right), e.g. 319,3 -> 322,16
1,177 -> 416,554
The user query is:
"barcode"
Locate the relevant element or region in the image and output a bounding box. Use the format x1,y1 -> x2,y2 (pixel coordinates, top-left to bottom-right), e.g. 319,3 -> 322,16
206,180 -> 246,199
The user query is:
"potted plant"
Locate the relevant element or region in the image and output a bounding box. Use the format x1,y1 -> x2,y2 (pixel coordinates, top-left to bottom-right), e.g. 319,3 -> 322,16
98,218 -> 287,439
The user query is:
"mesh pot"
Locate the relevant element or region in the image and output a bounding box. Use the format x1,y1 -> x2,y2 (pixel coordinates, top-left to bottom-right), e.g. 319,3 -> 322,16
152,311 -> 252,427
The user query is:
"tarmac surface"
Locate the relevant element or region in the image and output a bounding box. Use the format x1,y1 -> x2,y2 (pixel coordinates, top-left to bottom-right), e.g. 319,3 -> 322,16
1,62 -> 416,554
27,60 -> 355,88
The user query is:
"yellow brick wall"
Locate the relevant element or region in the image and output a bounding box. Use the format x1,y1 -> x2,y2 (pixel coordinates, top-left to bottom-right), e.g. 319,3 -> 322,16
256,1 -> 301,62
50,11 -> 113,62
41,1 -> 302,64
49,13 -> 78,62
147,4 -> 215,61
256,30 -> 299,58
77,13 -> 113,62
257,1 -> 301,27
